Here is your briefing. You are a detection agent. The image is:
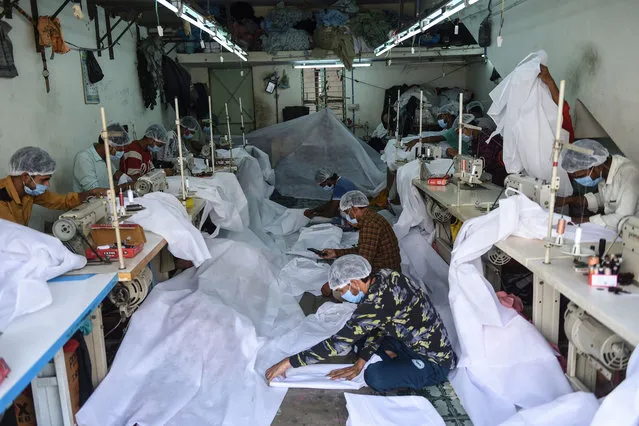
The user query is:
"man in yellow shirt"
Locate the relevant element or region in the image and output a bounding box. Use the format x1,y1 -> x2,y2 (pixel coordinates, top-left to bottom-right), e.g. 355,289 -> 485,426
0,146 -> 106,226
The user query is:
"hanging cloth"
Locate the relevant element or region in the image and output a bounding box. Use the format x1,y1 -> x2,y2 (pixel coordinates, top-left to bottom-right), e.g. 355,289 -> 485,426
37,16 -> 70,54
0,21 -> 18,78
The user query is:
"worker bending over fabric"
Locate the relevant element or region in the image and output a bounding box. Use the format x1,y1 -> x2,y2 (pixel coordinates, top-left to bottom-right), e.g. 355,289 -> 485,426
119,124 -> 169,180
559,139 -> 639,229
0,147 -> 105,226
266,255 -> 457,393
73,123 -> 131,192
304,167 -> 358,219
155,116 -> 202,163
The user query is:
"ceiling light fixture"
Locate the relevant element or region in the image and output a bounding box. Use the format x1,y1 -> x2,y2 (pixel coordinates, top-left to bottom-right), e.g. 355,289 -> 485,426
293,61 -> 372,69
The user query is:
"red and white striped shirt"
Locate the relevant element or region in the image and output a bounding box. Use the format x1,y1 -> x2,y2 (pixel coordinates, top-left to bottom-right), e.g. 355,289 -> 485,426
119,140 -> 154,177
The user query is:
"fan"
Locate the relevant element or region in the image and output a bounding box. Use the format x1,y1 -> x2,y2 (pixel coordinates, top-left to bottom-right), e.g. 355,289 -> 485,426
426,198 -> 452,223
487,247 -> 511,266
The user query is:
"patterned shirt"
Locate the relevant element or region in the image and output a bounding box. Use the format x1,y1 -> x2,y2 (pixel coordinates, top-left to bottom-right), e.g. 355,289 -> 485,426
290,269 -> 457,370
120,140 -> 154,178
334,209 -> 401,271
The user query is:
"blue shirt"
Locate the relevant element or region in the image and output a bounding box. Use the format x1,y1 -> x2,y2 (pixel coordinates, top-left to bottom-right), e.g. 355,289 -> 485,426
73,146 -> 110,192
332,177 -> 358,200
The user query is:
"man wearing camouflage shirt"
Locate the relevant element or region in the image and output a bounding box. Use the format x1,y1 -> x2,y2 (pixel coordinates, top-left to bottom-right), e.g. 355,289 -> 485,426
266,255 -> 456,393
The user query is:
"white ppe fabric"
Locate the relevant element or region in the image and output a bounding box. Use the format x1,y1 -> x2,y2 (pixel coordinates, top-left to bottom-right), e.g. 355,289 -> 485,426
345,394 -> 445,426
448,194 -> 572,426
287,223 -> 343,258
0,219 -> 86,331
128,192 -> 211,267
245,145 -> 276,185
216,148 -> 274,200
498,392 -> 599,426
582,155 -> 639,230
590,345 -> 639,426
381,132 -> 448,171
78,238 -> 360,426
487,50 -> 572,196
278,257 -> 330,297
167,174 -> 250,233
246,109 -> 385,200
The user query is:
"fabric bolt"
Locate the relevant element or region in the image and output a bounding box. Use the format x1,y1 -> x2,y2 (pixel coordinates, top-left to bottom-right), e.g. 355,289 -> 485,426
73,146 -> 110,192
364,337 -> 450,392
487,50 -> 573,196
345,393 -> 445,426
331,176 -> 358,201
290,269 -> 457,371
0,175 -> 80,226
334,209 -> 402,271
582,155 -> 639,230
448,194 -> 572,426
128,192 -> 211,267
498,391 -> 599,426
120,140 -> 155,178
0,219 -> 86,331
0,21 -> 18,78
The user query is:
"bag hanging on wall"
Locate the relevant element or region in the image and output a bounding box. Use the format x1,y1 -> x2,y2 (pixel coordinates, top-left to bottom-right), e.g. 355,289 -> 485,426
85,51 -> 103,83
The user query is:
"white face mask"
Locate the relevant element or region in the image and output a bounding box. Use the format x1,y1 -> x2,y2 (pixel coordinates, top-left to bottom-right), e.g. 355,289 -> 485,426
321,185 -> 333,192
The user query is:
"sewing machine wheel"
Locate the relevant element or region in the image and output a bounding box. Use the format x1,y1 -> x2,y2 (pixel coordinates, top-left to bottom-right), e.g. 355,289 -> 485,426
52,218 -> 78,242
487,247 -> 512,266
134,179 -> 152,196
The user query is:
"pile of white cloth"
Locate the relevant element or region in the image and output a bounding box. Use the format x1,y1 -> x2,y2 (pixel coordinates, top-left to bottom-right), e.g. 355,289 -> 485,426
381,132 -> 448,172
345,393 -> 445,426
0,219 -> 86,332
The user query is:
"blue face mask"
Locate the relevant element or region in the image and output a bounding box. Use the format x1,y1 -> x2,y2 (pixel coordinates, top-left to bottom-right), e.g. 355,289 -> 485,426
321,185 -> 333,192
148,145 -> 162,153
24,176 -> 48,196
110,150 -> 124,164
183,134 -> 194,140
575,175 -> 603,187
345,213 -> 357,225
342,288 -> 365,304
438,119 -> 448,129
203,126 -> 211,133
462,134 -> 473,143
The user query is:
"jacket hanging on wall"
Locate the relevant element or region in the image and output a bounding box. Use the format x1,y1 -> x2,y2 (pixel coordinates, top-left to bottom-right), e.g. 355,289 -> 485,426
37,16 -> 70,54
0,21 -> 18,78
85,51 -> 103,83
162,55 -> 191,114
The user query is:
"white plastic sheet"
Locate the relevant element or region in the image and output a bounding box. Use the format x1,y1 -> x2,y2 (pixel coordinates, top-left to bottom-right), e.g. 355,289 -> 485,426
448,195 -> 572,426
0,219 -> 86,332
246,109 -> 385,200
498,392 -> 599,426
287,223 -> 343,258
278,257 -> 330,297
129,192 -> 211,267
487,51 -> 572,196
345,394 -> 445,426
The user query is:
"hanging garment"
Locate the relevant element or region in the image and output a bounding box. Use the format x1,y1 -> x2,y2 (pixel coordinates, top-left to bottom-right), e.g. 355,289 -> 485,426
128,192 -> 211,267
345,394 -> 445,426
487,51 -> 572,196
448,194 -> 572,426
37,16 -> 70,54
162,55 -> 191,113
0,21 -> 18,78
85,51 -> 103,83
0,219 -> 86,331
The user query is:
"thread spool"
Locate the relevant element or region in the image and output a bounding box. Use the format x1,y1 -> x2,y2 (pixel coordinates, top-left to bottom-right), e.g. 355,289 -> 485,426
554,218 -> 566,246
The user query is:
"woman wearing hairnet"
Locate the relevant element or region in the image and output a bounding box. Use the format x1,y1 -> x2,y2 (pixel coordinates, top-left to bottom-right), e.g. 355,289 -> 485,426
1,147 -> 106,226
119,124 -> 170,179
558,139 -> 639,229
155,116 -> 203,163
73,123 -> 132,191
266,255 -> 456,393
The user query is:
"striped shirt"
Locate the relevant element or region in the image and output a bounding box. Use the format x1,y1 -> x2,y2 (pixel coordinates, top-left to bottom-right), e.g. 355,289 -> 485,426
120,140 -> 154,177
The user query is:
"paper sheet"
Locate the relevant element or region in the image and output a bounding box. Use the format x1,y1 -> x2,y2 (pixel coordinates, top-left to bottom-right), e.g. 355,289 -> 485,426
345,394 -> 445,426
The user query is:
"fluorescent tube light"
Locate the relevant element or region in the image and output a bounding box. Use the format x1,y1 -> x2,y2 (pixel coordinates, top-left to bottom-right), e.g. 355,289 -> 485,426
294,62 -> 371,69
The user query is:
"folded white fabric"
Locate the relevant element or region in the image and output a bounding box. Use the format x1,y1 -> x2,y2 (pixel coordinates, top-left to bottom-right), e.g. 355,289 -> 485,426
498,392 -> 599,425
345,393 -> 445,426
287,223 -> 343,258
0,219 -> 86,331
279,257 -> 330,297
129,192 -> 211,267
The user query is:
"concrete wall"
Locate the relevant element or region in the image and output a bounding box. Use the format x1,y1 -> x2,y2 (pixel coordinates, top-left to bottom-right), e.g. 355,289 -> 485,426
461,0 -> 639,161
0,1 -> 167,230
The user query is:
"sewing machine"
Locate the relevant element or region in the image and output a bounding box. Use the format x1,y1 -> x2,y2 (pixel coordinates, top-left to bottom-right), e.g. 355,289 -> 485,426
417,144 -> 443,161
453,155 -> 484,186
621,216 -> 639,278
504,174 -> 552,209
134,169 -> 168,196
52,198 -> 109,255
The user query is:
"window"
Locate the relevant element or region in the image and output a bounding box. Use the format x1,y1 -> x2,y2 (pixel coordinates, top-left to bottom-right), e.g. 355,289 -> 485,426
301,68 -> 345,120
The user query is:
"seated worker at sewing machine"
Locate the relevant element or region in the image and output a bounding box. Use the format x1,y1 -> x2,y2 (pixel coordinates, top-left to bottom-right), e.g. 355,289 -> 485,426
319,190 -> 401,297
266,255 -> 457,393
402,103 -> 460,153
73,123 -> 132,191
558,139 -> 639,229
154,116 -> 203,166
119,124 -> 169,180
0,147 -> 106,226
304,167 -> 358,219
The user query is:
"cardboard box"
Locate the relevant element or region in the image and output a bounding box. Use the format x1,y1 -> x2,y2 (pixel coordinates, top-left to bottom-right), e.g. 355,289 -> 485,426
63,339 -> 80,417
14,387 -> 36,426
86,224 -> 146,260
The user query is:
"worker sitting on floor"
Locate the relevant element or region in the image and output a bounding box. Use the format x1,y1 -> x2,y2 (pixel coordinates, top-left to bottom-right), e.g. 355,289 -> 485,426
0,147 -> 106,226
304,167 -> 358,219
119,124 -> 169,180
558,139 -> 639,229
73,123 -> 132,192
320,190 -> 401,297
266,255 -> 457,393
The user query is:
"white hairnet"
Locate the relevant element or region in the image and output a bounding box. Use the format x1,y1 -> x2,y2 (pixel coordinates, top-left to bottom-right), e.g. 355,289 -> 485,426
452,113 -> 476,129
9,146 -> 56,176
466,101 -> 484,114
561,139 -> 609,173
315,167 -> 335,184
437,103 -> 459,116
180,116 -> 200,132
328,254 -> 372,290
144,124 -> 169,144
339,190 -> 369,211
102,123 -> 131,147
